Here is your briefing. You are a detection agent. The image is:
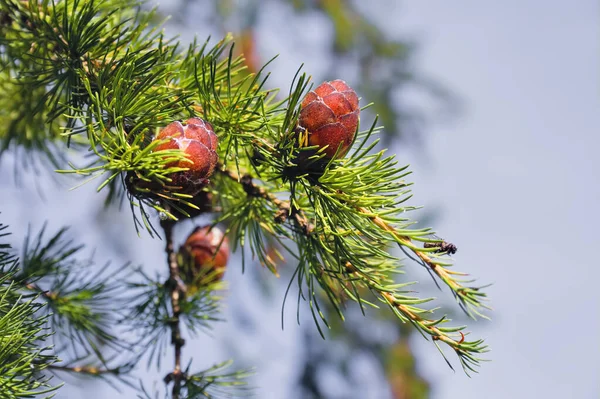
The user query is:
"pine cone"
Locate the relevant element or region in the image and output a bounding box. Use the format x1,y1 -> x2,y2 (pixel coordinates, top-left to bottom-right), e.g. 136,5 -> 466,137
152,118 -> 219,195
298,80 -> 359,159
180,226 -> 229,289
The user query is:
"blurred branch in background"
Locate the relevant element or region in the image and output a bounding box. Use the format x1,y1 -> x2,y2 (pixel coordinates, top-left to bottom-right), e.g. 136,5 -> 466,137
296,307 -> 430,399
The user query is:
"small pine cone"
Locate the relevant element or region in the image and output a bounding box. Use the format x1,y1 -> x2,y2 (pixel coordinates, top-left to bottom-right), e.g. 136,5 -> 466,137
152,118 -> 219,195
180,226 -> 229,289
298,80 -> 359,159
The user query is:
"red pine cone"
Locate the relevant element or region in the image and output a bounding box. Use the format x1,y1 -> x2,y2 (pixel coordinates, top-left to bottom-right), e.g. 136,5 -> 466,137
152,118 -> 219,194
298,80 -> 359,159
180,226 -> 229,287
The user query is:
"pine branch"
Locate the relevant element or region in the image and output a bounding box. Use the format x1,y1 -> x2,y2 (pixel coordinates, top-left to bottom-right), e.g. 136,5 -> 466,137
47,358 -> 138,392
161,218 -> 186,398
0,0 -> 491,382
0,220 -> 60,397
125,265 -> 222,373
48,364 -> 121,376
0,220 -> 142,396
13,224 -> 134,367
219,166 -> 297,226
217,160 -> 489,372
219,165 -> 317,239
23,281 -> 53,299
357,207 -> 490,319
182,360 -> 252,398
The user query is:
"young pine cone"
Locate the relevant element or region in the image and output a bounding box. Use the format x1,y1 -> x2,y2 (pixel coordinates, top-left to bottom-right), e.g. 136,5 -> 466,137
152,118 -> 219,195
298,80 -> 360,159
179,226 -> 229,290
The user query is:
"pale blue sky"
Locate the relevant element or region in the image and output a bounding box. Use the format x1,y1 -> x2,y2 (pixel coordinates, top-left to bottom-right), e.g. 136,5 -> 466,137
1,1 -> 598,398
394,2 -> 600,398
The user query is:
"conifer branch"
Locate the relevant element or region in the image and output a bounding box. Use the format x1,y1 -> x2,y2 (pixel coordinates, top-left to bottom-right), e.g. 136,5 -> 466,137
23,281 -> 53,299
182,360 -> 253,398
0,0 -> 491,385
161,218 -> 186,398
220,167 -> 281,220
217,162 -> 488,371
0,221 -> 60,396
48,364 -> 121,376
218,166 -> 312,232
378,289 -> 487,374
357,206 -> 489,319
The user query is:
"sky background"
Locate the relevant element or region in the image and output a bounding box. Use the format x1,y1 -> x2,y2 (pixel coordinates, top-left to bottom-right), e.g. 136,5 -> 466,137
1,1 -> 599,398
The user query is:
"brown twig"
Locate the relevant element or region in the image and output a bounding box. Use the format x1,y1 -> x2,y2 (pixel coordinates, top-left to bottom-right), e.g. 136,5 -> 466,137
48,364 -> 120,376
219,168 -> 283,206
356,206 -> 489,320
161,218 -> 186,398
217,168 -> 485,365
219,168 -> 313,233
357,207 -> 466,289
341,261 -> 468,350
23,282 -> 55,300
380,292 -> 463,349
220,168 -> 477,311
222,167 -> 461,289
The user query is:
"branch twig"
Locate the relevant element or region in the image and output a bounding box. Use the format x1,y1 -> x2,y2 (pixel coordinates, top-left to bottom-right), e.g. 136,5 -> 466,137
218,167 -> 487,369
342,261 -> 487,372
161,219 -> 186,398
219,168 -> 313,233
357,206 -> 488,317
48,364 -> 120,376
23,282 -> 55,300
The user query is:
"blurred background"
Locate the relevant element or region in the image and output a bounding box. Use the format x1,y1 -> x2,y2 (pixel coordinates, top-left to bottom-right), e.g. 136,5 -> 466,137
1,1 -> 599,398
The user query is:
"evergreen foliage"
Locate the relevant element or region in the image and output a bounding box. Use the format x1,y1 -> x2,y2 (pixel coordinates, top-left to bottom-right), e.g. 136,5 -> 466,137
0,0 -> 490,397
0,221 -> 58,397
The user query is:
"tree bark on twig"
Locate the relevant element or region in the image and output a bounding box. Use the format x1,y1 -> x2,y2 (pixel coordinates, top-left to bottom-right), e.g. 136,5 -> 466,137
161,219 -> 185,398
